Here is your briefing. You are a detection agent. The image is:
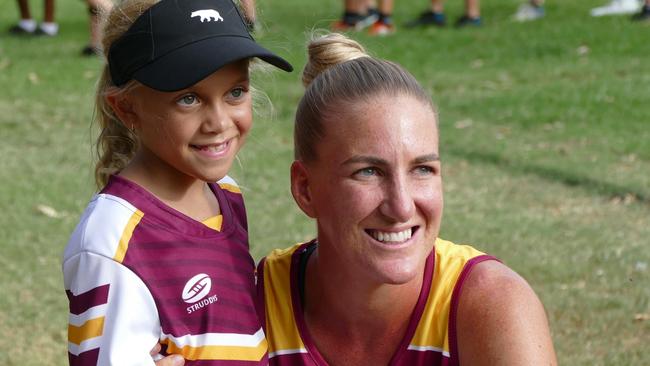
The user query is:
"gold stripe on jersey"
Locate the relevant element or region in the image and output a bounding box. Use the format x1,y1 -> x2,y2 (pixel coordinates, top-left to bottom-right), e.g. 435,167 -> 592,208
68,316 -> 105,345
218,183 -> 241,194
162,337 -> 267,361
263,245 -> 307,356
408,238 -> 485,354
113,210 -> 143,263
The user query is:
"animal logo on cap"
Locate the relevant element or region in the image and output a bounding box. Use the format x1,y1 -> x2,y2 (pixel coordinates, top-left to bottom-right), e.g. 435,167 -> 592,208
191,9 -> 224,22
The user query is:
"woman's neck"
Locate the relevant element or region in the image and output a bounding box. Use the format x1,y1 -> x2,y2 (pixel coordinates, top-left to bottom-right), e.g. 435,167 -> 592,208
303,247 -> 423,366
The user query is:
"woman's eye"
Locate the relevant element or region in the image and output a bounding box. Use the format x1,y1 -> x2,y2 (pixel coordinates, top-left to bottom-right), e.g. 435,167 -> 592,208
414,165 -> 437,176
355,167 -> 379,178
177,94 -> 198,106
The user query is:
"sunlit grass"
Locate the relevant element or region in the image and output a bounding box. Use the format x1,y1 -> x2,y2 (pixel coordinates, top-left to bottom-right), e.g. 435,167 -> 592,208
0,0 -> 648,364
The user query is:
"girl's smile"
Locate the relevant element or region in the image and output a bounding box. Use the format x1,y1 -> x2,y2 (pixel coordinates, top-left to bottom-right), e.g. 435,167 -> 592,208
112,60 -> 253,187
190,139 -> 232,159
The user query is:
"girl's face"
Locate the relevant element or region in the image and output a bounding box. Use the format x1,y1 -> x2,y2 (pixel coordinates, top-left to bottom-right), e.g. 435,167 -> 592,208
292,94 -> 443,286
122,60 -> 252,185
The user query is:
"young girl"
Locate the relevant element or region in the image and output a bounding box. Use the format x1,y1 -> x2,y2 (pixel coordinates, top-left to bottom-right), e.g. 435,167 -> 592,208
62,0 -> 292,364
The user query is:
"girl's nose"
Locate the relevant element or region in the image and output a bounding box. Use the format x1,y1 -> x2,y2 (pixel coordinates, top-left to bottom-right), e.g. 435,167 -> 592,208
202,103 -> 232,133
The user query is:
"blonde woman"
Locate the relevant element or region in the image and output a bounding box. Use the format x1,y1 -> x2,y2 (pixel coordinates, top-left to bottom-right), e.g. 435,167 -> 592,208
258,33 -> 557,366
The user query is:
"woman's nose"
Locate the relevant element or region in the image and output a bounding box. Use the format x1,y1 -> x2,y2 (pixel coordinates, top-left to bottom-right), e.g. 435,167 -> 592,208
379,176 -> 415,223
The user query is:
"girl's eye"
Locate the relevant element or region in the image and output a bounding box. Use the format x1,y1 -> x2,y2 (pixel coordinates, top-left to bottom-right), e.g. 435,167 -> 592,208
230,87 -> 245,98
177,94 -> 198,106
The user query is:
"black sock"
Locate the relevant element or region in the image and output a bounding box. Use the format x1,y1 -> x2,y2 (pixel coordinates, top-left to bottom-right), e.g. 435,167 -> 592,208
343,11 -> 362,25
379,13 -> 393,25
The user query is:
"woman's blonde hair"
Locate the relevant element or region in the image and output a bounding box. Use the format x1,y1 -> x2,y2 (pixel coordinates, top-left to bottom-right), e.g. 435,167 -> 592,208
295,33 -> 436,162
93,0 -> 160,189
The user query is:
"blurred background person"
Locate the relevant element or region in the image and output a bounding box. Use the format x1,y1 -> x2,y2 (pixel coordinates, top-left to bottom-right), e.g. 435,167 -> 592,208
631,0 -> 650,20
513,0 -> 545,22
590,0 -> 641,16
332,0 -> 379,30
81,0 -> 112,56
332,0 -> 394,35
368,0 -> 394,34
9,0 -> 58,36
405,0 -> 481,28
239,0 -> 258,31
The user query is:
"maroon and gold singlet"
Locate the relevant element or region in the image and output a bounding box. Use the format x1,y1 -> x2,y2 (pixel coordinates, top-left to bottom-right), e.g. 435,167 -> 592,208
257,239 -> 496,366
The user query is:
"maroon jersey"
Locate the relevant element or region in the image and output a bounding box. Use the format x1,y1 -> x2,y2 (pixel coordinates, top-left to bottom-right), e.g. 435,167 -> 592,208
63,175 -> 267,365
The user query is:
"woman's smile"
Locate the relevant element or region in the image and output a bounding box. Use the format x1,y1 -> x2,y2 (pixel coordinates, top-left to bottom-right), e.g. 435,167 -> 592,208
365,225 -> 420,245
296,94 -> 442,285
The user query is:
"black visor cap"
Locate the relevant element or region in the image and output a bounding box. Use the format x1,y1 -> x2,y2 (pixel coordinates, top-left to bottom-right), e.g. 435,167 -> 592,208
108,0 -> 293,92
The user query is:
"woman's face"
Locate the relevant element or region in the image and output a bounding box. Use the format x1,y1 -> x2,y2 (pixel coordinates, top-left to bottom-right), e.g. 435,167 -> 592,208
121,60 -> 252,184
294,94 -> 443,286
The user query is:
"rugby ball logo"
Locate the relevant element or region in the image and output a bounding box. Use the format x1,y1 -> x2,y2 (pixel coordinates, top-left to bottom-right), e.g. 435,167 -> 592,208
182,273 -> 212,304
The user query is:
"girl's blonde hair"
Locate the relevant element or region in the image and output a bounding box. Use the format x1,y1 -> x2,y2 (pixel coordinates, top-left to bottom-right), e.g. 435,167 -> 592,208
94,0 -> 160,189
295,33 -> 436,162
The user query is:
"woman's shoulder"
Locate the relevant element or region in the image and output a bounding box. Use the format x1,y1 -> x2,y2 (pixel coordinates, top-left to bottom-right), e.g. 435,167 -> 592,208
433,238 -> 496,280
458,259 -> 546,313
435,238 -> 488,259
262,241 -> 313,265
455,260 -> 557,365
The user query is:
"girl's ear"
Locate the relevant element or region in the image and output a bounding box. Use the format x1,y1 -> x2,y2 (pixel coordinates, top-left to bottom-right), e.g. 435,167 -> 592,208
105,93 -> 138,130
290,160 -> 316,218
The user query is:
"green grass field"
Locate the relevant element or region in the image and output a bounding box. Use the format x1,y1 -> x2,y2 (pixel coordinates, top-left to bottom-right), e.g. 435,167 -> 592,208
1,0 -> 648,364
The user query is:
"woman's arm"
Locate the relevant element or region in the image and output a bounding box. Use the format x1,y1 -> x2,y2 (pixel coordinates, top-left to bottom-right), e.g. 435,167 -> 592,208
456,260 -> 557,365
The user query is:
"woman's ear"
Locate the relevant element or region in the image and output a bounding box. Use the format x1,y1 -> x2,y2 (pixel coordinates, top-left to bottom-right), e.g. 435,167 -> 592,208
290,160 -> 316,218
105,93 -> 137,131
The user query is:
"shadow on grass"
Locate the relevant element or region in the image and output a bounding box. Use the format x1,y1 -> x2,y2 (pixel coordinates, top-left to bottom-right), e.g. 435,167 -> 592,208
448,148 -> 650,208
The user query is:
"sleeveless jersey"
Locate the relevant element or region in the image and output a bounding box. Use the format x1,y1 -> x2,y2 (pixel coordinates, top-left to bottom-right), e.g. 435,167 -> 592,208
257,239 -> 496,366
63,175 -> 267,365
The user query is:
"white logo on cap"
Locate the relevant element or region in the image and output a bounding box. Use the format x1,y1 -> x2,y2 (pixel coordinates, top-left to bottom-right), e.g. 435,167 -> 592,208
191,9 -> 224,23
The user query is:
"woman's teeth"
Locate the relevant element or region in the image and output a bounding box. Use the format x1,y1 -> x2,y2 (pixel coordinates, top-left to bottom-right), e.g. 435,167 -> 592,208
371,228 -> 412,243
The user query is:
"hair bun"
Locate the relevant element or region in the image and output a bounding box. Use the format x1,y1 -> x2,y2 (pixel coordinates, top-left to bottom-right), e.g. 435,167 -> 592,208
301,32 -> 369,87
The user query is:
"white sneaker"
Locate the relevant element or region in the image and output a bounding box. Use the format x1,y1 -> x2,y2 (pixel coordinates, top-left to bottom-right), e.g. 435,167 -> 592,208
513,3 -> 545,22
38,22 -> 59,36
590,0 -> 641,17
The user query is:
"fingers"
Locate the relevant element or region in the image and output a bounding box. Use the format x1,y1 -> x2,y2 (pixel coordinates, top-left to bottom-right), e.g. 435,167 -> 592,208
149,343 -> 162,356
154,354 -> 185,366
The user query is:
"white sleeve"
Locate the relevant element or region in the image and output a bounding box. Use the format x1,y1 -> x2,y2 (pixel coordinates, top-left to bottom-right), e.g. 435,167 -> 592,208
64,251 -> 160,366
